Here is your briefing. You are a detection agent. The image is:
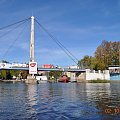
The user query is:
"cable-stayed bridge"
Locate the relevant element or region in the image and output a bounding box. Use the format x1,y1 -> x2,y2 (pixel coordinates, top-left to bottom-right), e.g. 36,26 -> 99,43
0,16 -> 85,73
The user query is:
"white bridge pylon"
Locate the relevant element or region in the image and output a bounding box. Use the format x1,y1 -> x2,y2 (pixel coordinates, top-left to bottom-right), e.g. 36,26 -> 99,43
30,16 -> 35,62
29,16 -> 37,75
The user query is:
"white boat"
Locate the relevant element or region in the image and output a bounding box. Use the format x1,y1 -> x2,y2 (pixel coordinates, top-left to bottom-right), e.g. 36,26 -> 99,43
36,76 -> 48,83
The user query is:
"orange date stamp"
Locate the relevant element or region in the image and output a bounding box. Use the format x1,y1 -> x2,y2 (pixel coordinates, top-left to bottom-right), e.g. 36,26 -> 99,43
104,108 -> 120,114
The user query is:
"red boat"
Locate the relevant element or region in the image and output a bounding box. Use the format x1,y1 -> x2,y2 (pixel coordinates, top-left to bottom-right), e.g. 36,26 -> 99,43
59,75 -> 70,83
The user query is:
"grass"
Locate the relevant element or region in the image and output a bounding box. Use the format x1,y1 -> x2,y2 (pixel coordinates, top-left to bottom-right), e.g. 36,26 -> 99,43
88,80 -> 110,83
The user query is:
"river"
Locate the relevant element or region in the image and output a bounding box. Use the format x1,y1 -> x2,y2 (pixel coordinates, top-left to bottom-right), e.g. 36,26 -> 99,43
0,82 -> 120,120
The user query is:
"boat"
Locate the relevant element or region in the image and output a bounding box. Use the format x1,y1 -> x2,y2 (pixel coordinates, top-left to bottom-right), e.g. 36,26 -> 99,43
70,79 -> 77,83
36,76 -> 48,83
59,75 -> 70,83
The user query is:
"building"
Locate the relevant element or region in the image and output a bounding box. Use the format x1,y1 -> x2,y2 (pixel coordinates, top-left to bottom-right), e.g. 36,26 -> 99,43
0,62 -> 27,68
109,65 -> 120,80
12,63 -> 27,67
0,63 -> 12,68
42,64 -> 54,68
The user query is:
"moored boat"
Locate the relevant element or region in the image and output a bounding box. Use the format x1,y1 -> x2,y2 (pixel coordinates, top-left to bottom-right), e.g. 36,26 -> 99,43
59,75 -> 70,83
36,76 -> 48,83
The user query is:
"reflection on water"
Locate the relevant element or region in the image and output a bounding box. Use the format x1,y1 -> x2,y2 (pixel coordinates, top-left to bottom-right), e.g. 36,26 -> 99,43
0,82 -> 120,120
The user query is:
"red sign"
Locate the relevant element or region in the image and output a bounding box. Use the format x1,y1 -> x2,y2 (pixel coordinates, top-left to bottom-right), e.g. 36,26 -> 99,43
30,63 -> 36,67
29,62 -> 37,74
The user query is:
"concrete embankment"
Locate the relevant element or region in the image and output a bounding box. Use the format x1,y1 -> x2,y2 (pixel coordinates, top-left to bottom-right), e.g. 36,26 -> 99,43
0,79 -> 25,83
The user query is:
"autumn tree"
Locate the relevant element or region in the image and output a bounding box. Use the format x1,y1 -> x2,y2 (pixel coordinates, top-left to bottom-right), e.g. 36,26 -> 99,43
95,40 -> 119,69
111,41 -> 119,65
78,40 -> 119,70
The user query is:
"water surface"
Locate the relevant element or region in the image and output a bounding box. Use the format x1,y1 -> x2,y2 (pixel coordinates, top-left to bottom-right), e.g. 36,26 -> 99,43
0,82 -> 120,120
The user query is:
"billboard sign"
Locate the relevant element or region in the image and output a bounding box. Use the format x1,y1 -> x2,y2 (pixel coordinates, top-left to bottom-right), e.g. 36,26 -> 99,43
29,62 -> 37,74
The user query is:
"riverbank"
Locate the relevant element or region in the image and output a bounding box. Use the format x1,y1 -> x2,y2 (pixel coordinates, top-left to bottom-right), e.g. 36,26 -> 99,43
0,79 -> 25,83
87,80 -> 110,83
87,80 -> 120,83
0,79 -> 120,83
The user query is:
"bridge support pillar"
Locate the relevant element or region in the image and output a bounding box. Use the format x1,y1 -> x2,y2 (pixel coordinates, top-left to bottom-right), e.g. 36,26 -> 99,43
25,75 -> 37,84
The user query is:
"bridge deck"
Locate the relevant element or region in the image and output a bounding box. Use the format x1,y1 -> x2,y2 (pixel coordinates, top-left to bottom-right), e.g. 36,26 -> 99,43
0,67 -> 86,72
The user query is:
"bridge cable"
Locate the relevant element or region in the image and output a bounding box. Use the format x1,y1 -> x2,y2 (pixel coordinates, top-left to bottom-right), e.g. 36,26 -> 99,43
0,17 -> 30,31
36,18 -> 78,64
0,20 -> 30,39
35,19 -> 79,65
1,20 -> 29,61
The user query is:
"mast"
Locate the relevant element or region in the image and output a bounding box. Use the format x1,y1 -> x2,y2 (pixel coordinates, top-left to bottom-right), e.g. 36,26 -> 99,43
30,16 -> 34,62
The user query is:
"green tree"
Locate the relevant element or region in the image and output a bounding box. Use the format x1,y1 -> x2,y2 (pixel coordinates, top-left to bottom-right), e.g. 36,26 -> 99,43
21,70 -> 28,79
6,70 -> 12,79
49,71 -> 62,80
0,70 -> 7,79
0,70 -> 12,79
1,60 -> 9,63
10,70 -> 19,77
78,55 -> 97,69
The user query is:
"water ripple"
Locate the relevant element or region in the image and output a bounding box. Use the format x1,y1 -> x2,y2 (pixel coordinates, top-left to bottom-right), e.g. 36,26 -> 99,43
0,82 -> 120,119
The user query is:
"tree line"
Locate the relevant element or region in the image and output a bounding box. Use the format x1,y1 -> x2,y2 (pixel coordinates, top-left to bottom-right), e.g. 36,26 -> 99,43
78,40 -> 120,70
0,70 -> 28,80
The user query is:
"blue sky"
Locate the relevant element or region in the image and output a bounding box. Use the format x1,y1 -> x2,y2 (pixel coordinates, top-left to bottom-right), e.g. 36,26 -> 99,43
0,0 -> 119,66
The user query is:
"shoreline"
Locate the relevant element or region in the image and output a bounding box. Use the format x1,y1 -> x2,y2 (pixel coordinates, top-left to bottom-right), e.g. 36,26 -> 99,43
0,79 -> 120,83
